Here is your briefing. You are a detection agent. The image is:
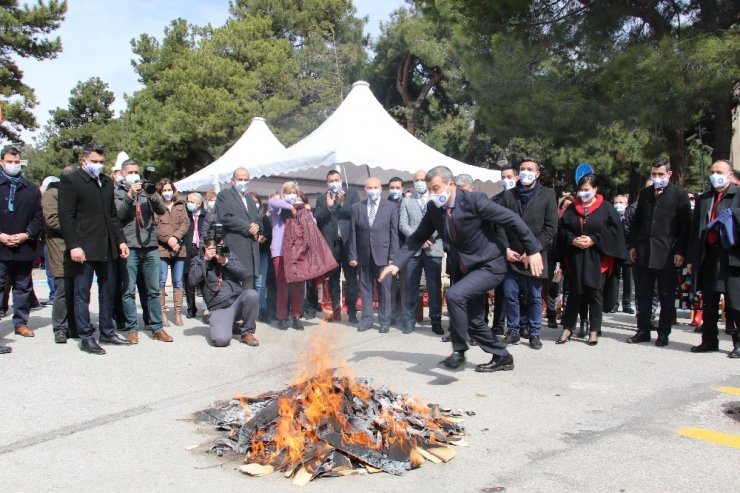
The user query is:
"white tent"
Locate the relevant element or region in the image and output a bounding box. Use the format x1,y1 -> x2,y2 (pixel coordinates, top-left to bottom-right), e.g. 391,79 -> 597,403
249,81 -> 501,195
175,117 -> 286,192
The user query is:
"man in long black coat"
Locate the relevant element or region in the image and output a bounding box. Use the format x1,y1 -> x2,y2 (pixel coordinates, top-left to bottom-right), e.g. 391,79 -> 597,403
59,145 -> 131,355
627,157 -> 691,347
0,146 -> 44,354
687,159 -> 740,358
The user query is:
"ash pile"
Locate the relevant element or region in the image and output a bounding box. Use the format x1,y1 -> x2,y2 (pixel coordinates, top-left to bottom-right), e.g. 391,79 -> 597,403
198,370 -> 467,486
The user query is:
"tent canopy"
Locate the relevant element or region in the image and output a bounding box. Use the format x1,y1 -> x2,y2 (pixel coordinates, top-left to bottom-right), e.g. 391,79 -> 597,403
249,81 -> 500,195
175,117 -> 286,192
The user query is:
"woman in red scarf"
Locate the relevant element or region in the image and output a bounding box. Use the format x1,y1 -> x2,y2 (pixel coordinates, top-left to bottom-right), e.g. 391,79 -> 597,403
556,174 -> 627,345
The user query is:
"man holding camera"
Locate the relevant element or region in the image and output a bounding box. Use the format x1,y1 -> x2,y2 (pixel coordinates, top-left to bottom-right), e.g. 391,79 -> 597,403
114,159 -> 172,344
189,229 -> 259,347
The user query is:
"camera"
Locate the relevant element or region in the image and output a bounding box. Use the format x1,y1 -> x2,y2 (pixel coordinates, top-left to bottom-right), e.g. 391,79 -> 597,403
208,223 -> 229,256
136,163 -> 157,195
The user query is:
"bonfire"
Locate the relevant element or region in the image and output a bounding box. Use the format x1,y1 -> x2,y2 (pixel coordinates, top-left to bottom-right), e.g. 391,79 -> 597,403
198,331 -> 467,485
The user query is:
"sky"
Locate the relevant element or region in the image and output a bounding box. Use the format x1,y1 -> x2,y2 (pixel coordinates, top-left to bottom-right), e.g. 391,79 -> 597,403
18,0 -> 406,141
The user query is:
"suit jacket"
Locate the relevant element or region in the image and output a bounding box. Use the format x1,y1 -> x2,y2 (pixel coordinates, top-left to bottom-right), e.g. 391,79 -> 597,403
348,198 -> 399,266
497,184 -> 557,278
58,168 -> 126,262
0,173 -> 43,262
399,193 -> 443,257
313,188 -> 360,253
216,186 -> 262,279
395,190 -> 540,276
628,184 -> 691,270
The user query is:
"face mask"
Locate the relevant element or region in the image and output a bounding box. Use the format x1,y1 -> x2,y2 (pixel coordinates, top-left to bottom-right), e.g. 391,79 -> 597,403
519,170 -> 536,186
389,189 -> 402,200
207,200 -> 215,210
689,199 -> 695,210
414,181 -> 427,194
578,190 -> 595,202
2,162 -> 22,176
328,182 -> 342,194
125,174 -> 140,185
366,190 -> 381,202
186,203 -> 197,212
85,161 -> 105,177
614,203 -> 626,213
284,193 -> 297,204
502,178 -> 516,191
651,175 -> 669,189
235,180 -> 249,194
429,185 -> 451,208
162,192 -> 173,201
710,173 -> 728,189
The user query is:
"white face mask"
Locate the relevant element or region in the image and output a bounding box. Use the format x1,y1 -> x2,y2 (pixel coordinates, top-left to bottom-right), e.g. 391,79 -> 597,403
366,189 -> 381,202
125,174 -> 140,185
414,181 -> 427,194
284,193 -> 297,204
235,180 -> 249,194
614,203 -> 626,213
710,173 -> 729,189
162,191 -> 173,201
2,161 -> 22,176
651,175 -> 669,189
502,178 -> 516,190
85,161 -> 105,177
429,185 -> 451,208
389,189 -> 402,200
207,200 -> 216,210
578,190 -> 595,202
519,170 -> 537,186
328,181 -> 342,194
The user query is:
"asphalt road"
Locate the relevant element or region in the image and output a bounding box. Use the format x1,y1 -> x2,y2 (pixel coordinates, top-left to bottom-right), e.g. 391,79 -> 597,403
1,282 -> 738,492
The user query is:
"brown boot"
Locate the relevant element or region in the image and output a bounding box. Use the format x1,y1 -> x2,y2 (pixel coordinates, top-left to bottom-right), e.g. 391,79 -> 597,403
160,289 -> 170,327
241,332 -> 259,346
152,329 -> 173,342
173,288 -> 184,326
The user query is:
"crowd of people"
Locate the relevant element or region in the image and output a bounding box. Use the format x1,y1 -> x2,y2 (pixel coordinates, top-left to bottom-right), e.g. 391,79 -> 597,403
0,144 -> 738,371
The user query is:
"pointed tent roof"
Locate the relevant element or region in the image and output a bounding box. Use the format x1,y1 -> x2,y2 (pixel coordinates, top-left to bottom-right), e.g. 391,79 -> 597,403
175,117 -> 286,192
248,81 -> 500,194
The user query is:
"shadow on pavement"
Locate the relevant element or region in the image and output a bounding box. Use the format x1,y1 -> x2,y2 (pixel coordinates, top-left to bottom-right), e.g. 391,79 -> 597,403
349,350 -> 460,385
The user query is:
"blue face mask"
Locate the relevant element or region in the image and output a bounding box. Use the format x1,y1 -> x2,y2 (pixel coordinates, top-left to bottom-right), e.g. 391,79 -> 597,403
284,193 -> 297,204
577,190 -> 595,202
366,189 -> 381,202
162,192 -> 173,201
414,181 -> 427,194
429,185 -> 451,208
328,182 -> 342,194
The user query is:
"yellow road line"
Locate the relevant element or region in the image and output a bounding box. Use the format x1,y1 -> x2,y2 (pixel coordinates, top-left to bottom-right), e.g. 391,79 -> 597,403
677,427 -> 740,449
713,386 -> 740,395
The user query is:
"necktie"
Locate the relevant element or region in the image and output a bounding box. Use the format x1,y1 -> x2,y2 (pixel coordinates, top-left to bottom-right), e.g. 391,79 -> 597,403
707,192 -> 724,245
446,207 -> 457,244
655,188 -> 663,198
368,200 -> 377,226
193,214 -> 200,247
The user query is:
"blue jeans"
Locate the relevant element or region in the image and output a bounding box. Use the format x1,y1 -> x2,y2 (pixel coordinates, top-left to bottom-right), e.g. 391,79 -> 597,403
160,257 -> 185,289
256,252 -> 269,309
74,260 -> 117,340
404,254 -> 442,327
503,271 -> 543,337
123,248 -> 163,332
44,244 -> 55,301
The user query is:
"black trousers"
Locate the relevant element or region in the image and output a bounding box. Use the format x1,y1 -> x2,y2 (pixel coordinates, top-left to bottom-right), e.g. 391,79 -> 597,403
635,266 -> 677,335
52,276 -> 78,338
328,241 -> 358,316
74,260 -> 117,340
562,276 -> 605,332
0,260 -> 34,328
604,263 -> 632,312
491,284 -> 506,328
446,260 -> 508,357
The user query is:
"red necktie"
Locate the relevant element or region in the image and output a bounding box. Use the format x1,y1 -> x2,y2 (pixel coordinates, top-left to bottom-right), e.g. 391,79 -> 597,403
706,192 -> 724,245
655,188 -> 664,198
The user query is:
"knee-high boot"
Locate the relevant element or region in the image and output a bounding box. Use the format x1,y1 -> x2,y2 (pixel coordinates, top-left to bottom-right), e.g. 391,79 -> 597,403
173,288 -> 184,326
160,289 -> 170,327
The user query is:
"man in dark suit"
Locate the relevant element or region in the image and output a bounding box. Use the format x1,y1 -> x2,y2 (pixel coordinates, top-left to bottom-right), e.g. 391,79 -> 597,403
627,157 -> 691,347
0,146 -> 44,354
381,166 -> 543,373
216,167 -> 263,291
59,144 -> 131,355
498,157 -> 557,350
314,170 -> 360,322
687,159 -> 740,357
348,177 -> 399,333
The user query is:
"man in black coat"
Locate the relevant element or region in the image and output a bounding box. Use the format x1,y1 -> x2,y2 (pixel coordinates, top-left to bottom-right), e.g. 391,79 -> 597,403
216,167 -> 262,290
348,177 -> 399,333
627,157 -> 691,347
0,146 -> 44,354
313,170 -> 360,323
381,166 -> 543,373
687,159 -> 740,357
59,144 -> 131,355
498,157 -> 557,350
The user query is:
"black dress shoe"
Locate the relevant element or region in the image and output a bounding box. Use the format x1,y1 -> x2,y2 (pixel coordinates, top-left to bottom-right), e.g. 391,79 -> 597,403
54,331 -> 68,344
728,346 -> 740,358
291,317 -> 304,331
80,339 -> 106,355
529,336 -> 542,350
41,300 -> 54,306
469,339 -> 478,346
99,333 -> 132,345
186,311 -> 196,319
277,319 -> 288,331
305,310 -> 316,320
627,331 -> 651,344
401,324 -> 413,334
520,325 -> 531,338
690,341 -> 719,353
440,351 -> 466,369
441,335 -> 452,342
655,334 -> 669,347
0,344 -> 11,354
348,313 -> 359,324
475,354 -> 514,372
492,324 -> 505,335
693,325 -> 703,333
547,317 -> 558,329
431,322 -> 444,335
0,309 -> 7,318
379,325 -> 390,333
622,306 -> 635,314
503,332 -> 520,345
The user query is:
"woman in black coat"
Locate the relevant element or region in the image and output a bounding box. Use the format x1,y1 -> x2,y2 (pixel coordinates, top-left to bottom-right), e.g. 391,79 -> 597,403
556,174 -> 627,345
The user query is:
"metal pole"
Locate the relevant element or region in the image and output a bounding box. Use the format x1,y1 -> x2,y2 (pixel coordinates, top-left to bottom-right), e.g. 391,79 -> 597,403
698,126 -> 706,194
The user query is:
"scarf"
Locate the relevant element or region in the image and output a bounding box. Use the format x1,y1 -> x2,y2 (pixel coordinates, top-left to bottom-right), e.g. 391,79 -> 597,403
2,171 -> 22,212
514,181 -> 539,210
572,194 -> 613,275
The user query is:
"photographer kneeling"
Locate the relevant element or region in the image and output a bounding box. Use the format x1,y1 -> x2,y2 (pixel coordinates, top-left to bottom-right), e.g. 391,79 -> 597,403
189,227 -> 259,347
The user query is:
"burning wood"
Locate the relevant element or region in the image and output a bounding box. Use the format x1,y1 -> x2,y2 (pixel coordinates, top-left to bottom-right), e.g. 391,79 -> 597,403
198,331 -> 466,484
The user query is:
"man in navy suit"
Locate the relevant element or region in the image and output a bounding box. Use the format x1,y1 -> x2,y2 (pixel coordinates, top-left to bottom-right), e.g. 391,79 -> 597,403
349,177 -> 399,333
381,166 -> 542,372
